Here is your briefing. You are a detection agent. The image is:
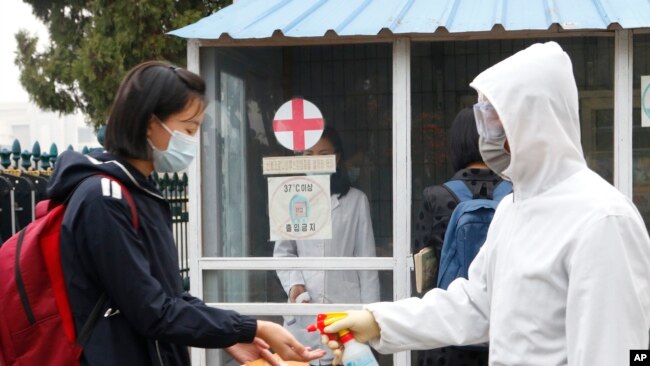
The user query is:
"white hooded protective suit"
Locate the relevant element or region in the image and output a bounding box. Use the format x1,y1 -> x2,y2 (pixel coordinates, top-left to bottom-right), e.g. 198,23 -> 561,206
365,42 -> 650,365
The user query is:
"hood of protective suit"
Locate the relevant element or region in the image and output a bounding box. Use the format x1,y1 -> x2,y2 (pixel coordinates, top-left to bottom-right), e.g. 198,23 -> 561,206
470,42 -> 586,200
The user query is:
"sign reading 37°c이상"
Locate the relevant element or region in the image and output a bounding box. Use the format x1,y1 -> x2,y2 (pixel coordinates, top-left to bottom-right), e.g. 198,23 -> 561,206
268,175 -> 332,241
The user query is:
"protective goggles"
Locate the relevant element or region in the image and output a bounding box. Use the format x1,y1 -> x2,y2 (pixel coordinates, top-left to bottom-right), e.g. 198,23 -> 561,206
473,102 -> 506,141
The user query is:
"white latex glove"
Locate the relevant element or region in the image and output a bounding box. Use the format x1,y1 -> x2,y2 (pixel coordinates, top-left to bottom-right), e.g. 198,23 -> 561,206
323,310 -> 380,343
332,347 -> 343,366
320,335 -> 343,365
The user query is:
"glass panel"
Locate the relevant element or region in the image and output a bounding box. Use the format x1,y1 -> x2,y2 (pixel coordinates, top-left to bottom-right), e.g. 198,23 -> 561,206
409,37 -> 614,365
219,71 -> 248,257
411,37 -> 614,250
411,38 -> 614,234
633,34 -> 650,231
203,268 -> 393,365
201,45 -> 393,261
217,71 -> 249,301
199,44 -> 393,312
202,270 -> 393,303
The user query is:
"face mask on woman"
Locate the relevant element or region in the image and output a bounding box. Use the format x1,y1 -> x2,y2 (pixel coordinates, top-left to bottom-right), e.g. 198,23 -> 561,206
148,121 -> 197,173
474,100 -> 511,180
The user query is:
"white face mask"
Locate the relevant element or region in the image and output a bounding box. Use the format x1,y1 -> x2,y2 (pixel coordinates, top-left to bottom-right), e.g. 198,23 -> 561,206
474,100 -> 511,180
148,121 -> 197,173
479,136 -> 511,180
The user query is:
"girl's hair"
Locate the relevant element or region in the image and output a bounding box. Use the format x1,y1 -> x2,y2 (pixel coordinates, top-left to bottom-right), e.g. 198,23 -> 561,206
104,61 -> 205,160
321,126 -> 351,198
448,107 -> 483,172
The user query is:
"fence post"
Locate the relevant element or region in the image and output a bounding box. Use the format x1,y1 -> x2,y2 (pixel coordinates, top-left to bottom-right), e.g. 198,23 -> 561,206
161,173 -> 170,194
49,143 -> 58,168
180,173 -> 189,291
0,149 -> 11,169
32,142 -> 41,171
20,150 -> 32,170
11,140 -> 20,169
40,151 -> 50,170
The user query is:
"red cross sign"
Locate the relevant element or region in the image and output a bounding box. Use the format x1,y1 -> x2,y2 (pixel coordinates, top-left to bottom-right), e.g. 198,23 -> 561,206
272,98 -> 324,151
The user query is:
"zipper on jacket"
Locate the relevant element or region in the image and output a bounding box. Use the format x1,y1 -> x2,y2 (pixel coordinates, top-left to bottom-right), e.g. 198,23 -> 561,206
155,340 -> 164,366
103,307 -> 120,317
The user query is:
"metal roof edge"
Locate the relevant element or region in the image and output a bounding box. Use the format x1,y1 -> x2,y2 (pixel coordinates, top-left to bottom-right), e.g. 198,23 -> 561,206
169,0 -> 650,41
188,25 -> 618,48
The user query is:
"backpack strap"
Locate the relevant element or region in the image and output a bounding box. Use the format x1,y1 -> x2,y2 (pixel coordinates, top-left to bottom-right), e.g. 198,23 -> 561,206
77,293 -> 108,345
492,180 -> 513,202
71,174 -> 138,345
442,180 -> 473,203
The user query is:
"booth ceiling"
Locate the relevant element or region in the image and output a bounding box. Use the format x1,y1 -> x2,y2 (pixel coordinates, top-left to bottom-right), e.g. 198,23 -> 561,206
170,0 -> 650,39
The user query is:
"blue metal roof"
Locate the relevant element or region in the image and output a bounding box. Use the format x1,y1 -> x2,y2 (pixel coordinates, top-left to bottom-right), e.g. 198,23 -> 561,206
170,0 -> 650,40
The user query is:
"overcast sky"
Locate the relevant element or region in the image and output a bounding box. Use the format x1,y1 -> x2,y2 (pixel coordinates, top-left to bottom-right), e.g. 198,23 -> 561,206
0,0 -> 48,104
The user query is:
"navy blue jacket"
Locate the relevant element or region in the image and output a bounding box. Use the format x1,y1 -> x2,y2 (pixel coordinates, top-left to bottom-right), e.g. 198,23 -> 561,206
47,151 -> 257,366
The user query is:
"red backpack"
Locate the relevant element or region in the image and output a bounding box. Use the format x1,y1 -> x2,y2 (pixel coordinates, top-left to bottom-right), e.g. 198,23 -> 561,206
0,175 -> 137,365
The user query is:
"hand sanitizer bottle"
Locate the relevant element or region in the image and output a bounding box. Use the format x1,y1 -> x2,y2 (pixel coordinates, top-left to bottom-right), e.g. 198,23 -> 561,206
339,330 -> 379,366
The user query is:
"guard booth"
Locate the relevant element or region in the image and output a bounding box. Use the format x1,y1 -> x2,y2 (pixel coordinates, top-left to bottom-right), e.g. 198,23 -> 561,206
171,1 -> 650,364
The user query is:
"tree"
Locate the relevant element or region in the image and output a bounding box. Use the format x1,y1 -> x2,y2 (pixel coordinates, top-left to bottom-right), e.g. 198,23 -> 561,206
15,0 -> 231,129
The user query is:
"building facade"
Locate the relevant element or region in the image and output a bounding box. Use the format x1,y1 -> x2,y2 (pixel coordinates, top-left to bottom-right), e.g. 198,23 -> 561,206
0,102 -> 100,153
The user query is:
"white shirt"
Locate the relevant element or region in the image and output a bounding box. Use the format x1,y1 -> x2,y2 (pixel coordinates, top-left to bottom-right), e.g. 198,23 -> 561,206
274,187 -> 380,361
365,42 -> 650,366
274,187 -> 380,304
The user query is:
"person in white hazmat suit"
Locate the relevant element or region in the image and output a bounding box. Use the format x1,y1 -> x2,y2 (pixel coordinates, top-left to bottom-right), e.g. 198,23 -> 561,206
323,41 -> 650,366
274,126 -> 380,366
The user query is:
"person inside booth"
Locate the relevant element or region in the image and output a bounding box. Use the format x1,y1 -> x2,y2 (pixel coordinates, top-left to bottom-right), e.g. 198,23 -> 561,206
274,125 -> 380,366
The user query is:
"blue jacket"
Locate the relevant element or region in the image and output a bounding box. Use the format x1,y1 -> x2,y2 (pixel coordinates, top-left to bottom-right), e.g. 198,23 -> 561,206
47,151 -> 257,366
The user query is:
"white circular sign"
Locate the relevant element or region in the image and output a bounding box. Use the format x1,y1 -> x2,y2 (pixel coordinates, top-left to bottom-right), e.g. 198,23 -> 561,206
268,175 -> 332,240
272,98 -> 324,151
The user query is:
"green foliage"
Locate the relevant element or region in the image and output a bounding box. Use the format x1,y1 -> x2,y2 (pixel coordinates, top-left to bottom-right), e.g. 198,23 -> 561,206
15,0 -> 232,129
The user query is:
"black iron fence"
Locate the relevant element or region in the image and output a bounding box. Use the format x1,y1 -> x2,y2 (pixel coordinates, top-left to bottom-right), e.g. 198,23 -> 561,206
152,171 -> 191,291
0,139 -> 190,290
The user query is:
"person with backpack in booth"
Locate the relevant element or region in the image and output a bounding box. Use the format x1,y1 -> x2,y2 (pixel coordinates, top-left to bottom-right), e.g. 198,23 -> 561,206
320,42 -> 650,366
0,61 -> 325,366
412,107 -> 510,366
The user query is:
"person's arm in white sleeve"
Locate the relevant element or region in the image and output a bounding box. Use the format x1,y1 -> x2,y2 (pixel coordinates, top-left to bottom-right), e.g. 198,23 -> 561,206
566,214 -> 650,366
364,244 -> 491,354
355,193 -> 380,303
273,240 -> 305,296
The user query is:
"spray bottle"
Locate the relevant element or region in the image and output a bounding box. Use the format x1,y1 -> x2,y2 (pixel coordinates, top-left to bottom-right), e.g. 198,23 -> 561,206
306,313 -> 347,347
307,313 -> 379,366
